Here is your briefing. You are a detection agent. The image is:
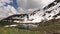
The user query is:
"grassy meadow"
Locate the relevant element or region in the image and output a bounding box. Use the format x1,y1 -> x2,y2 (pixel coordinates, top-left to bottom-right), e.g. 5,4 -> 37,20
0,19 -> 60,34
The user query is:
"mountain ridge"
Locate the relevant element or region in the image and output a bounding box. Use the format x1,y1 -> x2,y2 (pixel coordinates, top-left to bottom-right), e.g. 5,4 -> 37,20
1,0 -> 60,24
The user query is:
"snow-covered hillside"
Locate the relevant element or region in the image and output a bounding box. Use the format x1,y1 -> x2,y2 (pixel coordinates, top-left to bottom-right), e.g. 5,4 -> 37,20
18,1 -> 60,23
1,0 -> 60,24
29,2 -> 60,23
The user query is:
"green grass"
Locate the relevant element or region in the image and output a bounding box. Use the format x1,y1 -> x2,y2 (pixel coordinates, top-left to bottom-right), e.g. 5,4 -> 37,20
31,19 -> 60,34
0,27 -> 43,34
0,24 -> 60,34
32,24 -> 60,31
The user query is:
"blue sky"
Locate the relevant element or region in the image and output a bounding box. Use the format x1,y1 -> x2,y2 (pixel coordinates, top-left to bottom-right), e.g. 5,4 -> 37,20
12,0 -> 18,9
4,0 -> 18,10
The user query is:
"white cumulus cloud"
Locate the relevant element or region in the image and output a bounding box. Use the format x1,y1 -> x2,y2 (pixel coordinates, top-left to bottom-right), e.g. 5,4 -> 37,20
0,0 -> 18,20
0,0 -> 13,6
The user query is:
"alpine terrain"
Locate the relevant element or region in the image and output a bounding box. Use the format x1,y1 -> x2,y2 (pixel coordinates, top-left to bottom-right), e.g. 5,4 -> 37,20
1,0 -> 60,29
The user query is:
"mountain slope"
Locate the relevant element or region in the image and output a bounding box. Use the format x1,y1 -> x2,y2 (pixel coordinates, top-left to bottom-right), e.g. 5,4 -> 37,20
28,1 -> 60,23
1,0 -> 60,24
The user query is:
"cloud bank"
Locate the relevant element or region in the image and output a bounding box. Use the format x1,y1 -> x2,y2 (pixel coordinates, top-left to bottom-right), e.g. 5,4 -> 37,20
0,0 -> 17,20
16,0 -> 55,13
0,0 -> 12,6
